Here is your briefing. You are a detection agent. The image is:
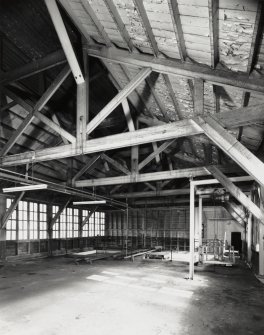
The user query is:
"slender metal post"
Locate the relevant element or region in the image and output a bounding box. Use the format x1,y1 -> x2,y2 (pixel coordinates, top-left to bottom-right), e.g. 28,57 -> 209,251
189,180 -> 195,279
247,192 -> 253,263
198,196 -> 203,262
126,203 -> 128,257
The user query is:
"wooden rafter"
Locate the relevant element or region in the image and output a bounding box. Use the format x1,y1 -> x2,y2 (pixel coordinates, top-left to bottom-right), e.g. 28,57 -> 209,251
208,0 -> 219,68
80,0 -> 112,47
103,0 -> 134,52
132,0 -> 181,121
239,0 -> 264,140
145,76 -> 170,122
132,0 -> 159,56
168,0 -> 187,60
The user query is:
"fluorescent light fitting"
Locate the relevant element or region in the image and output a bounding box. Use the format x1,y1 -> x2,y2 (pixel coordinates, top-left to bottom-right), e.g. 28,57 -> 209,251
2,184 -> 48,193
73,200 -> 106,205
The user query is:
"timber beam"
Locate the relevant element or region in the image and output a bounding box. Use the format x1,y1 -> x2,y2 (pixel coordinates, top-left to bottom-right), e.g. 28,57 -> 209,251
207,166 -> 264,224
0,119 -> 203,166
86,67 -> 151,135
86,46 -> 264,94
196,115 -> 264,188
45,0 -> 84,84
74,166 -> 240,188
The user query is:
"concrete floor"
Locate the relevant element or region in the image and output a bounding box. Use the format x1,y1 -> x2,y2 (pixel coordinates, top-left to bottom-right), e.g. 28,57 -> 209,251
0,257 -> 264,335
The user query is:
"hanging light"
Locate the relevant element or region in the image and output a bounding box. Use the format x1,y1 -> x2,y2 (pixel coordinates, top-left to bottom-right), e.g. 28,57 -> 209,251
2,184 -> 48,193
72,200 -> 106,205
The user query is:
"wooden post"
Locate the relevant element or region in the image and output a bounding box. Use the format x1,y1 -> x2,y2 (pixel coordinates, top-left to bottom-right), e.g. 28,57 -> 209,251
189,181 -> 195,279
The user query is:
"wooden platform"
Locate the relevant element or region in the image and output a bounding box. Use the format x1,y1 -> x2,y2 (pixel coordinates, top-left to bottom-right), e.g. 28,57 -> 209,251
68,250 -> 121,264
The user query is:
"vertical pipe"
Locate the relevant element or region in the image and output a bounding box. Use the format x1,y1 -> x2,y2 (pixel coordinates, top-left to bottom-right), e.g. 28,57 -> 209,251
189,181 -> 195,279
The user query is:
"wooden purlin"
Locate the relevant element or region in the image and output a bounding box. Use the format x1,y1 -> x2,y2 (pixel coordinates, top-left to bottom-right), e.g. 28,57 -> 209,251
86,46 -> 264,94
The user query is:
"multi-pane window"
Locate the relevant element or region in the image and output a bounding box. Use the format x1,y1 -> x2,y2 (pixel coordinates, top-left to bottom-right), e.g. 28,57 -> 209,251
60,209 -> 67,238
89,212 -> 95,237
66,208 -> 73,238
18,201 -> 28,240
95,212 -> 100,236
82,210 -> 89,237
100,212 -> 105,236
39,204 -> 47,239
73,209 -> 79,237
29,202 -> 38,240
6,198 -> 17,241
52,205 -> 60,239
5,199 -> 103,241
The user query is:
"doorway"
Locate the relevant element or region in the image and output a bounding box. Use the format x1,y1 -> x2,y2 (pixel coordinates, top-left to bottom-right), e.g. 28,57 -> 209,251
231,232 -> 242,253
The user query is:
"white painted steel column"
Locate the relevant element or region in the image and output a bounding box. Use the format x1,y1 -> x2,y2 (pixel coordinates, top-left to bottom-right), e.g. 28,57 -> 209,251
189,181 -> 195,279
247,193 -> 253,264
199,196 -> 203,247
259,187 -> 264,275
